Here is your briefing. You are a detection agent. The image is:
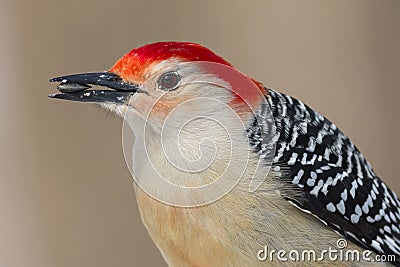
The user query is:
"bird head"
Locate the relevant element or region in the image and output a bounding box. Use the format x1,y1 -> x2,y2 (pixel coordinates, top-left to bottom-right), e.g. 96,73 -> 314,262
50,42 -> 266,131
50,42 -> 275,206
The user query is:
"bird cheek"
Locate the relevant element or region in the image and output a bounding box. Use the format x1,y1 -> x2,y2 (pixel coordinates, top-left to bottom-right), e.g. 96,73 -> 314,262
129,94 -> 155,117
127,94 -> 171,127
148,100 -> 177,124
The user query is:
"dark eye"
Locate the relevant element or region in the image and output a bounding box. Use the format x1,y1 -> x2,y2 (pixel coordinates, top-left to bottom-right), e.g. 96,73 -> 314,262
157,71 -> 181,91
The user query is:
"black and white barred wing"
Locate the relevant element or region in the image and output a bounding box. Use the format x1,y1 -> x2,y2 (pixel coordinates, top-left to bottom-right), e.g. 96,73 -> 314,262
251,89 -> 400,262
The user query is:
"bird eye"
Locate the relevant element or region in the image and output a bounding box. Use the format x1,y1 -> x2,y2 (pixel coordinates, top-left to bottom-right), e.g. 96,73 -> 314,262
157,71 -> 181,91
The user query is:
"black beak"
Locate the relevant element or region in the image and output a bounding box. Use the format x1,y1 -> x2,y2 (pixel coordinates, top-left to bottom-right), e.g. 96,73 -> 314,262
49,72 -> 139,104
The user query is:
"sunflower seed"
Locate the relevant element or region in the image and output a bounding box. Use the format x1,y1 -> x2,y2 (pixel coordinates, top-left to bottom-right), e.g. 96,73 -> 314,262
57,83 -> 91,93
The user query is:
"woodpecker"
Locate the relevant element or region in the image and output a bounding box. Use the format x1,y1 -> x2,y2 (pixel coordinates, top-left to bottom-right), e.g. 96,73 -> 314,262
50,42 -> 400,266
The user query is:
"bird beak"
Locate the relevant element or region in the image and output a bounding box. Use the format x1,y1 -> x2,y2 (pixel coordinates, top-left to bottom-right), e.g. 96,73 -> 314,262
49,72 -> 139,104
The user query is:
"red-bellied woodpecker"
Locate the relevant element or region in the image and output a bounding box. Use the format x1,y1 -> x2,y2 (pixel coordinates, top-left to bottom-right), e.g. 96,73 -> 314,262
50,42 -> 400,266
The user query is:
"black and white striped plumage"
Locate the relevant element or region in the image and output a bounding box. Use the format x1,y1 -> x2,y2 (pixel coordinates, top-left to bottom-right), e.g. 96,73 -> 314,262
248,88 -> 400,264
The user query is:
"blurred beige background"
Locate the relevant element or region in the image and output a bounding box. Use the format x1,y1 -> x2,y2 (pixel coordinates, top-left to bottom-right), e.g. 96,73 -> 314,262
0,0 -> 399,266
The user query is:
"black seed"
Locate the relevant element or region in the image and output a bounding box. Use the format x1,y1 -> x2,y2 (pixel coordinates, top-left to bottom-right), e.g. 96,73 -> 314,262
57,83 -> 91,93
